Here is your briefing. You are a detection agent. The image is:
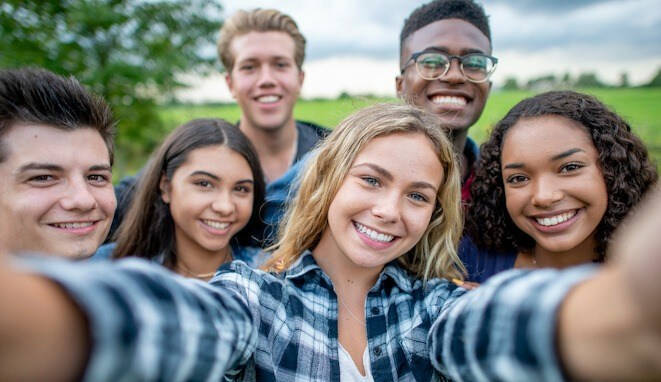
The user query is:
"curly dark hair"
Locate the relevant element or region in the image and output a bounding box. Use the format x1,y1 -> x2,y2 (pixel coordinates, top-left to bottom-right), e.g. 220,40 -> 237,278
466,90 -> 658,261
400,0 -> 491,53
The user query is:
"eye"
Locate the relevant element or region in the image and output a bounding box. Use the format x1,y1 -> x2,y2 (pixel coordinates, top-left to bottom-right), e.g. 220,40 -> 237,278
87,174 -> 110,185
275,61 -> 291,69
408,192 -> 430,203
560,162 -> 585,173
234,184 -> 253,194
29,174 -> 55,183
505,174 -> 529,184
194,180 -> 213,188
361,176 -> 380,187
239,63 -> 255,71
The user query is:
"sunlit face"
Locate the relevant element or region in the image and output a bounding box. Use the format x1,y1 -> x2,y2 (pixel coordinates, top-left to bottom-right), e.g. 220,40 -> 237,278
396,19 -> 492,134
317,132 -> 443,273
0,124 -> 115,258
225,31 -> 304,132
501,115 -> 608,255
160,145 -> 254,259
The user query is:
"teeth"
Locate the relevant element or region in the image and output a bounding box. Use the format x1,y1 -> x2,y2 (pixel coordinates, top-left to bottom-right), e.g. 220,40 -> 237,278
203,220 -> 230,230
53,222 -> 94,229
430,95 -> 467,106
354,222 -> 394,243
535,211 -> 576,227
256,95 -> 280,103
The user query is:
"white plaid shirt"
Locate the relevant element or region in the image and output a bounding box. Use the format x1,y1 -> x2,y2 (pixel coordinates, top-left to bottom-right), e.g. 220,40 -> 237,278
19,251 -> 595,381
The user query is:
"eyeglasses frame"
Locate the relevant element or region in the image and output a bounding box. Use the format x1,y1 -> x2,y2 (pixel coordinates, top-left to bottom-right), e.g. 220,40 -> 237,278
400,48 -> 498,84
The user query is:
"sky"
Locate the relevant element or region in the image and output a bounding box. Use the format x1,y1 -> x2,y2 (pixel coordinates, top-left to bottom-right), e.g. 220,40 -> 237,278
177,0 -> 661,102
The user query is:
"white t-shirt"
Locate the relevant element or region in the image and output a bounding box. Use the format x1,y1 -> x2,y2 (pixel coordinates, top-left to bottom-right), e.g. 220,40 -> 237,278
338,343 -> 374,382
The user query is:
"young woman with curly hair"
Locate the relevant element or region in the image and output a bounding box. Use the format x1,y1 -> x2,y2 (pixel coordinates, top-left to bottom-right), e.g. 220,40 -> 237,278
462,90 -> 657,283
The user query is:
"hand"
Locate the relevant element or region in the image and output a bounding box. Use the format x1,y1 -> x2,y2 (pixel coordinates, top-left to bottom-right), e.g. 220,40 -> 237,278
609,186 -> 661,323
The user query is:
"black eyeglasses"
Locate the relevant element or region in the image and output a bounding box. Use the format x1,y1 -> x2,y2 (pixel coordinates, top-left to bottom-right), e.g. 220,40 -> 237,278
401,50 -> 498,83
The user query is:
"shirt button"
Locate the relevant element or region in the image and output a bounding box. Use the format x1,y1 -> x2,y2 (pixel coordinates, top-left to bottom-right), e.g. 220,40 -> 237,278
371,307 -> 380,315
373,347 -> 382,357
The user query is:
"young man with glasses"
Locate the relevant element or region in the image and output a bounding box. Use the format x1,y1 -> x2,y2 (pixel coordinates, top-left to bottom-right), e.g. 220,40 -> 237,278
396,0 -> 496,201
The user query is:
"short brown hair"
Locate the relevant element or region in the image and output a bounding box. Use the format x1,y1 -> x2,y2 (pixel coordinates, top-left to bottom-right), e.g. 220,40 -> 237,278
217,8 -> 306,73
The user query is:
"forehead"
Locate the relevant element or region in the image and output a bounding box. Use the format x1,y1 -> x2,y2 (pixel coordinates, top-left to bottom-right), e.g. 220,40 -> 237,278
229,31 -> 297,62
502,115 -> 595,160
175,144 -> 253,178
354,132 -> 443,186
401,18 -> 491,63
1,123 -> 110,166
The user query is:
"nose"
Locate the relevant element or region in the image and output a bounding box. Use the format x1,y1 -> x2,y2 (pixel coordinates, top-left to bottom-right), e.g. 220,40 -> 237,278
441,57 -> 465,84
257,65 -> 276,87
371,192 -> 401,223
59,178 -> 97,211
531,177 -> 563,208
212,191 -> 235,216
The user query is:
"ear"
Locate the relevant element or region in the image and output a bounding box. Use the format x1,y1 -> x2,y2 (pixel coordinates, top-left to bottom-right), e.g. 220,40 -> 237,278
395,75 -> 403,99
159,175 -> 171,204
225,72 -> 236,99
298,69 -> 305,87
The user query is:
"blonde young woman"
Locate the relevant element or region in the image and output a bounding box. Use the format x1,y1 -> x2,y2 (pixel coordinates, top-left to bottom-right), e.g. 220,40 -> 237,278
2,104 -> 661,381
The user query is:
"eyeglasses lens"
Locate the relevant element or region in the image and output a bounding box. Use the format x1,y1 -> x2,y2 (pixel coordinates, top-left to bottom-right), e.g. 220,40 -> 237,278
415,53 -> 494,82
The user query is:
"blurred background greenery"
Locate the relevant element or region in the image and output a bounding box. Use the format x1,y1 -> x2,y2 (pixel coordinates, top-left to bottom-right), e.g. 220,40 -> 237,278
2,1 -> 659,179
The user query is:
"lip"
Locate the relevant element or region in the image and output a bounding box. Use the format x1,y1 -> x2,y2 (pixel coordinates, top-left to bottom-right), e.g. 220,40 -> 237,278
199,219 -> 233,235
253,94 -> 283,107
47,220 -> 100,235
352,221 -> 399,250
529,208 -> 582,233
426,89 -> 472,111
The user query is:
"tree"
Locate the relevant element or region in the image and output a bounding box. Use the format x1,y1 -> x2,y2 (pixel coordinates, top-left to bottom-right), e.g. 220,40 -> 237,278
574,72 -> 606,88
618,72 -> 630,88
646,67 -> 661,87
502,76 -> 519,91
0,0 -> 223,174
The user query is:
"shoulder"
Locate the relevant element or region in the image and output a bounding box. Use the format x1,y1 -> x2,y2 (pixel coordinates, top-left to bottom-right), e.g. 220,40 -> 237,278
459,235 -> 517,284
296,120 -> 330,138
90,242 -> 117,262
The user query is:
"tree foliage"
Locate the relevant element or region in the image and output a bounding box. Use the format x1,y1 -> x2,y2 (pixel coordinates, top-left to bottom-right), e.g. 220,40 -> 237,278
0,0 -> 223,174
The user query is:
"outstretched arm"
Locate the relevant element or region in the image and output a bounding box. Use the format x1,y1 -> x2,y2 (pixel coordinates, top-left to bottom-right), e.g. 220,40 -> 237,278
431,187 -> 661,381
558,187 -> 661,380
0,266 -> 89,381
0,257 -> 256,381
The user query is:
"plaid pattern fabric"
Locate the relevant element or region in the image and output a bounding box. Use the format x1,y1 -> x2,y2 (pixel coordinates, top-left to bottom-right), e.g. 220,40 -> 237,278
18,252 -> 596,381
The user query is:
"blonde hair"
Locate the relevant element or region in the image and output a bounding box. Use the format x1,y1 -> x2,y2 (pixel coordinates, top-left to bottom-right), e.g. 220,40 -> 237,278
263,103 -> 466,281
217,8 -> 306,72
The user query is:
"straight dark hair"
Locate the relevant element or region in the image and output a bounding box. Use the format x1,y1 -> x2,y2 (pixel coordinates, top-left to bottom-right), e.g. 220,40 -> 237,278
0,67 -> 114,163
113,118 -> 265,264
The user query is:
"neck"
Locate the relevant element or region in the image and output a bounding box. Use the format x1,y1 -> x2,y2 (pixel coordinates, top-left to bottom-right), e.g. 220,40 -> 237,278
450,129 -> 470,179
172,238 -> 232,280
312,232 -> 381,295
532,237 -> 598,269
238,118 -> 298,182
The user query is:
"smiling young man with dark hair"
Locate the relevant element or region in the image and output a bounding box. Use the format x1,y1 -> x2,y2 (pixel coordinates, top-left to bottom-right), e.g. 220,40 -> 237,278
396,0 -> 497,201
0,68 -> 116,259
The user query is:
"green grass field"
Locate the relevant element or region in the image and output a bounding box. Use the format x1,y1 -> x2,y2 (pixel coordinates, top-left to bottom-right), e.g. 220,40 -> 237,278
151,88 -> 661,175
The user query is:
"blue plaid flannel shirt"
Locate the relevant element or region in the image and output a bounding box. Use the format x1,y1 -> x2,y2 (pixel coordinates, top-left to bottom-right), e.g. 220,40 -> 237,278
18,250 -> 596,381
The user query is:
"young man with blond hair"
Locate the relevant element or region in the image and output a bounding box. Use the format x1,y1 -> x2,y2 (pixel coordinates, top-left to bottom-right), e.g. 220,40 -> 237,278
111,9 -> 327,245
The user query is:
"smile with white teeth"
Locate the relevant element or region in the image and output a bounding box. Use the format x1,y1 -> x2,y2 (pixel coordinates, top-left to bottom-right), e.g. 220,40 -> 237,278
535,210 -> 577,227
51,222 -> 94,229
354,222 -> 395,243
256,95 -> 280,103
203,220 -> 230,230
430,95 -> 467,106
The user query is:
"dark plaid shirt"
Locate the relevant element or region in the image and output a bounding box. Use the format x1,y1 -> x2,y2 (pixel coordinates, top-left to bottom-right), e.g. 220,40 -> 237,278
19,251 -> 595,381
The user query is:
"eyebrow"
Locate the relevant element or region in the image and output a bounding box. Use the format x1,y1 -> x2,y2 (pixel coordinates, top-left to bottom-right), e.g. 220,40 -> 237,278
17,163 -> 63,173
551,148 -> 585,161
189,171 -> 254,184
423,46 -> 486,55
352,163 -> 437,191
503,148 -> 586,170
